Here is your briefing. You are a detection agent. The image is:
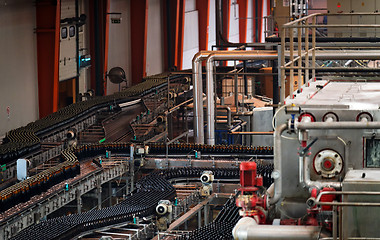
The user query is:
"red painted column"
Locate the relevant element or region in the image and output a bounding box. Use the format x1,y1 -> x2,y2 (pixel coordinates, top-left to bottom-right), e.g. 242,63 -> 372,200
237,0 -> 248,43
35,0 -> 61,118
130,0 -> 148,85
177,0 -> 185,70
196,0 -> 210,51
257,0 -> 263,42
222,0 -> 231,42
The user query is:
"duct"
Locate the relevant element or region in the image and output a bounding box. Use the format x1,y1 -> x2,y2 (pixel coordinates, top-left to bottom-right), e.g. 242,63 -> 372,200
270,123 -> 288,205
232,217 -> 320,240
205,52 -> 277,145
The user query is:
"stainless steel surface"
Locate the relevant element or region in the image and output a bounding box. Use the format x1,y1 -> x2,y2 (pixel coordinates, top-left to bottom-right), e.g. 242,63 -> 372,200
342,170 -> 380,239
270,123 -> 287,205
232,217 -> 320,240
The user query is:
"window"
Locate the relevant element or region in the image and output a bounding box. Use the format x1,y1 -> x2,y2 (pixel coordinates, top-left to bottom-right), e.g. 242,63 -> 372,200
61,27 -> 67,39
69,26 -> 75,38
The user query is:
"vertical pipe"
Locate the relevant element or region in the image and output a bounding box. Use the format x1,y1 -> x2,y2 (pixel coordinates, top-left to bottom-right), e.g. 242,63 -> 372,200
243,60 -> 248,96
130,145 -> 135,191
206,56 -> 216,145
305,19 -> 309,83
333,203 -> 337,240
234,62 -> 239,112
289,28 -> 294,98
297,21 -> 302,91
312,16 -> 316,81
280,29 -> 286,103
272,59 -> 279,106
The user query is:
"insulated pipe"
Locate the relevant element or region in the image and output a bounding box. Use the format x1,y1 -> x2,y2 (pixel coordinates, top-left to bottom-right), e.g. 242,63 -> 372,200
270,123 -> 288,205
192,51 -> 212,144
296,121 -> 380,130
192,50 -> 248,143
205,52 -> 277,145
232,217 -> 320,240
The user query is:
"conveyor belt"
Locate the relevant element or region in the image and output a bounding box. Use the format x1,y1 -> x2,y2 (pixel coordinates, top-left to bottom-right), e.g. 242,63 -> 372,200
175,196 -> 240,240
11,167 -> 241,240
0,72 -> 178,166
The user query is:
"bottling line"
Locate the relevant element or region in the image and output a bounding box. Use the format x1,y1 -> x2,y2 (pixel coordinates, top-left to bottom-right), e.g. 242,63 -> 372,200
3,5 -> 380,240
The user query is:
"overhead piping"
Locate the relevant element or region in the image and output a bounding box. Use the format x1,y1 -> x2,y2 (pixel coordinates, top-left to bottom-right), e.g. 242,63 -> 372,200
204,51 -> 277,145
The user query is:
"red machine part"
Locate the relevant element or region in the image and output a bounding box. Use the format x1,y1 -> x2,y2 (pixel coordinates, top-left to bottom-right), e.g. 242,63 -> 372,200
236,162 -> 266,223
281,188 -> 337,228
319,187 -> 336,211
298,112 -> 316,123
240,161 -> 263,189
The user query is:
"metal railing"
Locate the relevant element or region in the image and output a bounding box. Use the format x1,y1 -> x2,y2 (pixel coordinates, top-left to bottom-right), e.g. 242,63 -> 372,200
279,12 -> 380,102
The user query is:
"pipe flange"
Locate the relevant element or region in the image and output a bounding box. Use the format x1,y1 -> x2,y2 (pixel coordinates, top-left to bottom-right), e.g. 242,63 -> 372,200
313,149 -> 343,178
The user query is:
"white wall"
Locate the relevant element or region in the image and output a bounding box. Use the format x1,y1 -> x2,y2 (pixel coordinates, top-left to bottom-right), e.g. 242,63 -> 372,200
107,0 -> 132,94
246,0 -> 253,43
146,0 -> 164,76
208,0 -> 216,50
182,0 -> 199,69
0,0 -> 39,137
229,1 -> 239,43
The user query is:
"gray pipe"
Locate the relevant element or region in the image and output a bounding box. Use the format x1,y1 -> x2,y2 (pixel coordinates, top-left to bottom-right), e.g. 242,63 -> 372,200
205,52 -> 277,145
216,106 -> 232,128
270,123 -> 288,205
192,51 -> 212,144
296,121 -> 380,130
232,217 -> 320,240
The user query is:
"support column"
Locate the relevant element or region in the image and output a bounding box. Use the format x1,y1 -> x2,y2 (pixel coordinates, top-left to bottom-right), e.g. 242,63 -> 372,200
130,0 -> 148,85
204,203 -> 209,225
35,0 -> 61,118
237,0 -> 248,43
76,190 -> 81,214
196,0 -> 210,51
97,184 -> 102,209
198,209 -> 202,228
108,181 -> 112,207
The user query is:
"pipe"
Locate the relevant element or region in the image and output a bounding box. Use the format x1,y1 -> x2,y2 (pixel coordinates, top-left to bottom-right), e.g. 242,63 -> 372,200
229,131 -> 274,135
296,121 -> 380,130
192,51 -> 212,144
216,106 -> 231,128
232,217 -> 320,240
270,123 -> 288,205
205,52 -> 277,145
